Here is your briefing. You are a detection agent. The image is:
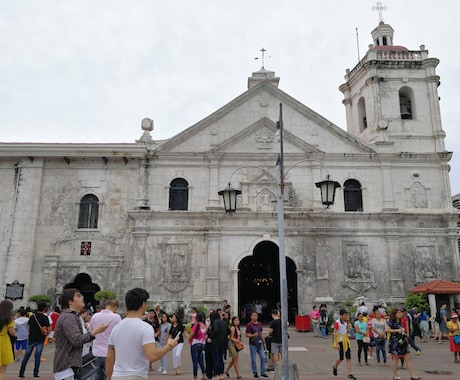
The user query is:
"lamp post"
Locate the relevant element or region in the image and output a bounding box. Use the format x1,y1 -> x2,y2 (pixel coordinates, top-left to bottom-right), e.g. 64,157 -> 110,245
219,103 -> 340,380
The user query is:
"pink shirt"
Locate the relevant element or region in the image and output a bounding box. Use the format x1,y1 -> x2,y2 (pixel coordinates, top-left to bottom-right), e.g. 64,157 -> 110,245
89,309 -> 122,357
310,310 -> 320,320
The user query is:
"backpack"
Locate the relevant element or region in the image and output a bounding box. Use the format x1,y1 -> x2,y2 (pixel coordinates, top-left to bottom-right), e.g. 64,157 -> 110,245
435,310 -> 442,323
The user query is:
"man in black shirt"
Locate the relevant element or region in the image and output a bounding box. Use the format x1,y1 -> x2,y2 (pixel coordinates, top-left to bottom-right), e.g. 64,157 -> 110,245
18,303 -> 50,378
269,309 -> 282,365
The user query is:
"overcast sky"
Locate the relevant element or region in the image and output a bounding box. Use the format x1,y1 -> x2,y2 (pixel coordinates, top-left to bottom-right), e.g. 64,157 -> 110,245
1,0 -> 459,195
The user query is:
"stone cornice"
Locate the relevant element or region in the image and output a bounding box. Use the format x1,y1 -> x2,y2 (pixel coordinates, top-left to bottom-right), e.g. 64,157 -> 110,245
0,143 -> 148,158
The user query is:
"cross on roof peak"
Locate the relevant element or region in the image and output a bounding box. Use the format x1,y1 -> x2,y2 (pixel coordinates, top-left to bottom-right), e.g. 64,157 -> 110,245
254,47 -> 271,69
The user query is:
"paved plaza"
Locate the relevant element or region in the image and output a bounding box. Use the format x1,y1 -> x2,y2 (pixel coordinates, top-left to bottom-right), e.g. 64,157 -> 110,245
6,327 -> 459,380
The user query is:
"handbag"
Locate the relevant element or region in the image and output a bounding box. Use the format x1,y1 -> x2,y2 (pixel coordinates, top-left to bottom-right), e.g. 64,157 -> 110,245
73,352 -> 98,380
34,314 -> 48,336
362,336 -> 370,343
235,342 -> 245,352
453,335 -> 460,345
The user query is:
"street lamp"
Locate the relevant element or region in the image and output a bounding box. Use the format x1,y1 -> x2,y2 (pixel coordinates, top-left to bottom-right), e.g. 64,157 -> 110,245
219,103 -> 340,380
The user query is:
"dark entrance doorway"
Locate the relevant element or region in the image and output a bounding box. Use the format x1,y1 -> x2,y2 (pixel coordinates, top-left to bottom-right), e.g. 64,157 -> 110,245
238,241 -> 297,323
64,273 -> 101,308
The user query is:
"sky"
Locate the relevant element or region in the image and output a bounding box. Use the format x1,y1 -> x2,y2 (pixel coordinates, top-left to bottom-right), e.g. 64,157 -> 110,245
1,0 -> 459,195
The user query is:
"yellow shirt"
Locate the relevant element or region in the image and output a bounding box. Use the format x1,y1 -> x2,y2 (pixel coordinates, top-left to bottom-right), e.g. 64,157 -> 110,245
446,320 -> 460,336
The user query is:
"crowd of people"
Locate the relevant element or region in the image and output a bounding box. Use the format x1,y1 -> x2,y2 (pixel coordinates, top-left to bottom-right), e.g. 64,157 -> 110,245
0,293 -> 278,380
326,302 -> 460,380
1,296 -> 460,380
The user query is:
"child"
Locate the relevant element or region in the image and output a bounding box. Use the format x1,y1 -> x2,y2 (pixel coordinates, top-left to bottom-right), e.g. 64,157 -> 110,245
332,309 -> 356,380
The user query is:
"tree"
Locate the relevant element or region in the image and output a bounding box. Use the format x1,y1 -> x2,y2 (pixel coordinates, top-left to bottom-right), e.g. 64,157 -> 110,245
405,292 -> 429,311
94,290 -> 117,304
28,295 -> 51,310
28,295 -> 51,304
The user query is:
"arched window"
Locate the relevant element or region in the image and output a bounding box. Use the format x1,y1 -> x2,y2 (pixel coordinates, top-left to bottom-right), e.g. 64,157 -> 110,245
399,86 -> 415,120
358,97 -> 367,131
169,178 -> 189,210
78,194 -> 99,228
344,179 -> 363,212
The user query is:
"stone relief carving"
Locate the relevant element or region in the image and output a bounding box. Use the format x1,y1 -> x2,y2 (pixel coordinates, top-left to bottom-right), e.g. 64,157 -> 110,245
255,127 -> 274,146
159,243 -> 190,293
288,186 -> 302,207
343,243 -> 371,281
255,188 -> 276,211
414,245 -> 437,282
409,182 -> 427,208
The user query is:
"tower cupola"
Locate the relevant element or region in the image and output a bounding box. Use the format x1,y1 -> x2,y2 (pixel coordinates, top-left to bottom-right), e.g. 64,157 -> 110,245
371,21 -> 394,46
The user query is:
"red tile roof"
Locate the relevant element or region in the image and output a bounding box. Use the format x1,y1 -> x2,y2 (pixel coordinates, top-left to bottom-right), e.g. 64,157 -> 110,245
410,279 -> 460,295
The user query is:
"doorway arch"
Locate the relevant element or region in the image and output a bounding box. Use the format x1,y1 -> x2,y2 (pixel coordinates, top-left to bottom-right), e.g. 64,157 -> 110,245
64,273 -> 101,308
238,241 -> 298,323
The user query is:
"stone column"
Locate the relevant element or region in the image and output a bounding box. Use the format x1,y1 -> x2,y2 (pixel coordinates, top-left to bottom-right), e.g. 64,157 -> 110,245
387,236 -> 404,298
381,164 -> 396,210
136,158 -> 150,210
206,154 -> 222,209
205,233 -> 220,301
131,232 -> 147,288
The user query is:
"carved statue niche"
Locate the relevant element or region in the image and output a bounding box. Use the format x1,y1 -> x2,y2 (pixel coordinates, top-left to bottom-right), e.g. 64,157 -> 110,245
414,245 -> 438,283
409,182 -> 428,208
254,187 -> 276,211
159,243 -> 191,293
342,243 -> 371,281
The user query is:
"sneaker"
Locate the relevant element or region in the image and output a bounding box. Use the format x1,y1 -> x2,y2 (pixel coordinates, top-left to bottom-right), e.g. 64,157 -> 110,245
253,373 -> 259,379
34,377 -> 40,379
261,374 -> 269,378
332,365 -> 337,376
416,350 -> 421,355
157,367 -> 163,372
347,375 -> 356,380
18,376 -> 25,379
162,370 -> 167,375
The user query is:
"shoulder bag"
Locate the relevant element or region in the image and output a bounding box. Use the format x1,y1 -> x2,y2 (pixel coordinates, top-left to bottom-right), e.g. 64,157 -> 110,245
34,314 -> 48,336
73,352 -> 98,380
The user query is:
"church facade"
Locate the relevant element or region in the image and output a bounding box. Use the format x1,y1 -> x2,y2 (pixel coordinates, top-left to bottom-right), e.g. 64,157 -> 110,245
1,21 -> 458,316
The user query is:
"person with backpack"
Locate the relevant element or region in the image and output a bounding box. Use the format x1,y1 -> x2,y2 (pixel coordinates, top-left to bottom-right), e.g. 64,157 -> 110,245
437,303 -> 449,343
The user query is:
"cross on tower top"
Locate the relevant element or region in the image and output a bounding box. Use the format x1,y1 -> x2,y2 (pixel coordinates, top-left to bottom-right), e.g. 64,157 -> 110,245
372,1 -> 387,23
254,47 -> 270,69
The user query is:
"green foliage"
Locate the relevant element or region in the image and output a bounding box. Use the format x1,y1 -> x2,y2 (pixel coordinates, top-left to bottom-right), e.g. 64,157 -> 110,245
94,290 -> 117,302
405,293 -> 429,311
196,305 -> 207,315
175,306 -> 185,324
28,294 -> 51,303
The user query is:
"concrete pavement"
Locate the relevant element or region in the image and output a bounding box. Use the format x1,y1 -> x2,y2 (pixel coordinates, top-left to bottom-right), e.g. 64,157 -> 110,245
6,327 -> 459,380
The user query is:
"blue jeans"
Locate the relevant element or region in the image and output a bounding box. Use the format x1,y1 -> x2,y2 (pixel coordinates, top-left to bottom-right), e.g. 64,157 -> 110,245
90,357 -> 106,380
19,341 -> 44,377
159,342 -> 167,370
191,343 -> 206,378
375,338 -> 387,363
249,343 -> 266,375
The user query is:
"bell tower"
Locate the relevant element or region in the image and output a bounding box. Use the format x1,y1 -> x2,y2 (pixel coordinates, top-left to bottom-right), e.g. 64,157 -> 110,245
339,20 -> 446,153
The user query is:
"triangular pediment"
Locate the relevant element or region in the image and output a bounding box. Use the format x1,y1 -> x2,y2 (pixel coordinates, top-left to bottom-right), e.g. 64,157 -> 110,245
209,117 -> 322,155
155,81 -> 376,155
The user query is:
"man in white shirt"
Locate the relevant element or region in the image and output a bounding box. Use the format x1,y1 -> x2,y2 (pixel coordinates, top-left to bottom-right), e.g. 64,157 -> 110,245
106,288 -> 179,380
89,299 -> 122,380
